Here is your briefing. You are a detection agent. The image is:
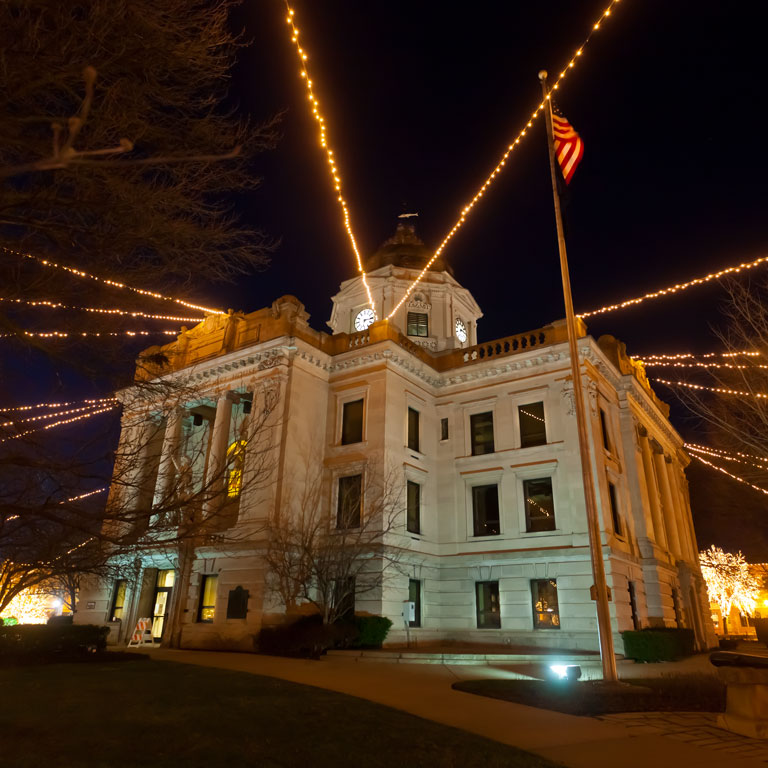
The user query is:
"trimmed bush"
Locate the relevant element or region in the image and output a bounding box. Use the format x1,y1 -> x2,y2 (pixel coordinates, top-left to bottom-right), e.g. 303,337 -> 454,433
753,618 -> 768,646
351,616 -> 392,648
257,615 -> 358,658
0,624 -> 108,659
621,628 -> 696,662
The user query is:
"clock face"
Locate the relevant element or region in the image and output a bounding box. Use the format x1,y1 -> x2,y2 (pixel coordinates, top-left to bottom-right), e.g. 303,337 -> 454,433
354,308 -> 376,331
455,318 -> 468,343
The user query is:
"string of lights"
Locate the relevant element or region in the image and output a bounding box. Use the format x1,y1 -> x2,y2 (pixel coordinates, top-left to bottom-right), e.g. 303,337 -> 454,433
5,487 -> 108,523
690,453 -> 768,497
4,245 -> 224,316
282,3 -> 375,313
579,253 -> 768,319
639,352 -> 760,360
0,403 -> 118,443
640,360 -> 768,371
654,378 -> 768,399
520,408 -> 546,423
0,400 -> 118,427
685,443 -> 768,471
386,0 -> 625,318
0,297 -> 203,323
2,330 -> 178,339
0,397 -> 115,413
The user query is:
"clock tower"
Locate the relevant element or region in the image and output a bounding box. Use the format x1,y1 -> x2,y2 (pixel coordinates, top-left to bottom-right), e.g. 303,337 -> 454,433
328,221 -> 482,351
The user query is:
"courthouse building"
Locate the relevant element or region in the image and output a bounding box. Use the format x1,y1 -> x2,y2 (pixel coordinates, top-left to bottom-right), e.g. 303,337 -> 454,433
76,223 -> 716,652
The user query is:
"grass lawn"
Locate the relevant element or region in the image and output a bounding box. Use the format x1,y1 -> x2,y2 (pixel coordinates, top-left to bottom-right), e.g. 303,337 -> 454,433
454,675 -> 726,716
0,657 -> 560,768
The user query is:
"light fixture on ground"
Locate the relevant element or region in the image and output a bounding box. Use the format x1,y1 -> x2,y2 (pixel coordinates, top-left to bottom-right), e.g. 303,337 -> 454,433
550,664 -> 582,681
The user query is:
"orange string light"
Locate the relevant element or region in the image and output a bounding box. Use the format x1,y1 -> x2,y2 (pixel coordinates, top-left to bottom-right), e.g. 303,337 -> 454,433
690,453 -> 768,497
641,360 -> 768,371
3,245 -> 223,316
387,0 -> 625,318
1,400 -> 118,427
0,297 -> 203,323
654,378 -> 768,399
0,397 -> 115,413
282,3 -> 375,313
2,330 -> 178,339
0,403 -> 118,443
686,443 -> 768,471
579,253 -> 768,319
686,442 -> 768,467
639,352 -> 760,360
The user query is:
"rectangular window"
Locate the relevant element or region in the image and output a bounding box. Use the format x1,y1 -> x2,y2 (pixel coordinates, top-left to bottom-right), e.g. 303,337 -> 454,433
523,478 -> 556,532
519,401 -> 547,448
406,480 -> 421,534
407,312 -> 429,337
109,579 -> 127,621
198,575 -> 218,623
472,484 -> 500,536
608,482 -> 622,536
409,579 -> 422,628
470,411 -> 494,456
440,417 -> 449,441
531,579 -> 560,629
407,407 -> 420,452
599,408 -> 612,452
337,474 -> 362,528
628,581 -> 640,630
341,399 -> 364,445
476,581 -> 501,628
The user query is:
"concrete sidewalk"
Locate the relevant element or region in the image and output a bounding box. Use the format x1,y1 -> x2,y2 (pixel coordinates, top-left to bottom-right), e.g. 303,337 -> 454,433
143,648 -> 767,768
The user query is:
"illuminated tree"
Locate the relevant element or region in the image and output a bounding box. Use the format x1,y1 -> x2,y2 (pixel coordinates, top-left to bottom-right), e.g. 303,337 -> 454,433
699,545 -> 761,618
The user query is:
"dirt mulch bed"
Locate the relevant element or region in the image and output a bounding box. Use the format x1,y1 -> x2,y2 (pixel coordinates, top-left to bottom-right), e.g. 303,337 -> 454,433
453,675 -> 726,716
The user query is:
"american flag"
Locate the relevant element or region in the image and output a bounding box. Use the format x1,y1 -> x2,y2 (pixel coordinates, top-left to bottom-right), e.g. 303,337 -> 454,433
552,107 -> 584,185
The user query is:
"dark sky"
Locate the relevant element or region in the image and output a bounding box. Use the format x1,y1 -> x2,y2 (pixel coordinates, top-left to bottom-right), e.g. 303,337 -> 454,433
10,1 -> 768,556
219,0 -> 768,556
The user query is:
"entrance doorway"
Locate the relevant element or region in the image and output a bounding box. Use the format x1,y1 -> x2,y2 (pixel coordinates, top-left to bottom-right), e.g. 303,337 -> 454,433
151,570 -> 175,641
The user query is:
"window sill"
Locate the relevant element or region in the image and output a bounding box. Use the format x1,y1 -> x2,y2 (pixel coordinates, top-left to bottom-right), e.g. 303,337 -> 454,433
338,440 -> 368,449
470,533 -> 502,541
520,528 -> 561,537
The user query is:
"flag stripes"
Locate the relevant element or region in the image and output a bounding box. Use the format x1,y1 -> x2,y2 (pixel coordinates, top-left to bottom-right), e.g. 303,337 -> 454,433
552,111 -> 584,184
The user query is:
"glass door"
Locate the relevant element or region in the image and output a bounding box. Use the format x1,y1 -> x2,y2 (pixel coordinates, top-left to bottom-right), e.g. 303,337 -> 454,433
151,570 -> 175,641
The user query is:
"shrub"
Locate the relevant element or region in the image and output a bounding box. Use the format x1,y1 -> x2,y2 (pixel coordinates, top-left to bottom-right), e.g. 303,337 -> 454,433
0,624 -> 108,659
718,637 -> 739,650
257,614 -> 358,658
621,628 -> 696,662
753,618 -> 768,646
351,616 -> 392,648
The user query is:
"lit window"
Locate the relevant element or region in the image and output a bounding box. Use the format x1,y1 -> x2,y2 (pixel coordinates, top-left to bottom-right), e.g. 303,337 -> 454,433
198,575 -> 218,623
608,482 -> 622,536
109,580 -> 127,621
524,478 -> 555,532
407,407 -> 420,452
409,579 -> 422,628
226,439 -> 248,498
407,480 -> 421,534
407,312 -> 429,337
472,484 -> 500,536
519,402 -> 547,448
476,581 -> 501,628
337,474 -> 362,528
470,411 -> 494,455
341,399 -> 364,445
531,579 -> 560,629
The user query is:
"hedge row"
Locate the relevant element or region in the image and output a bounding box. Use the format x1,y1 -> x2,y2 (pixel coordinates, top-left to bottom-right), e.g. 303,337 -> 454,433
621,628 -> 695,662
0,624 -> 108,658
257,614 -> 392,658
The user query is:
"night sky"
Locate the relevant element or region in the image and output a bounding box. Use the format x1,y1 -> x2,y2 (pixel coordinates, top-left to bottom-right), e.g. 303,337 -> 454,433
11,1 -> 768,556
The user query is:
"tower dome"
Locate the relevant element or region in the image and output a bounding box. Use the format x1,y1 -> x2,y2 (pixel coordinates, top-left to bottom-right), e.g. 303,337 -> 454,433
364,221 -> 453,275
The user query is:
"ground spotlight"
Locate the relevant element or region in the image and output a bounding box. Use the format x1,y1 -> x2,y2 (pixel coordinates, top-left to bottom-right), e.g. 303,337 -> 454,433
550,664 -> 582,681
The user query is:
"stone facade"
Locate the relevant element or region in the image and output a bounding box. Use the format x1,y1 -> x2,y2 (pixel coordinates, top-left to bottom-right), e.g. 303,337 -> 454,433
76,228 -> 716,653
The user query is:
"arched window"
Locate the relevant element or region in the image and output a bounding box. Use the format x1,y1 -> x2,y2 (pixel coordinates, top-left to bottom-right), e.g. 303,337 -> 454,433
226,439 -> 248,498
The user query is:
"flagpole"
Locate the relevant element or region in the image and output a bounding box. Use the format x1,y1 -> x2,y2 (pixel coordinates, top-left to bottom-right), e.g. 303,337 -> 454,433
538,70 -> 618,683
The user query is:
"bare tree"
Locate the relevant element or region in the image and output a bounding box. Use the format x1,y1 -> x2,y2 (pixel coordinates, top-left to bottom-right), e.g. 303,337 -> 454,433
265,462 -> 408,626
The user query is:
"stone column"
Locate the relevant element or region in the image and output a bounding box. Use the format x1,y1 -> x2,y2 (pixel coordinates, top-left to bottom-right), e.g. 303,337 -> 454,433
668,462 -> 697,562
153,407 -> 184,507
653,449 -> 682,559
203,391 -> 236,513
639,430 -> 667,549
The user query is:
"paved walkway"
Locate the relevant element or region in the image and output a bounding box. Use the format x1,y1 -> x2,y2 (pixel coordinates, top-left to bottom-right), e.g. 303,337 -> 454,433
142,648 -> 767,768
